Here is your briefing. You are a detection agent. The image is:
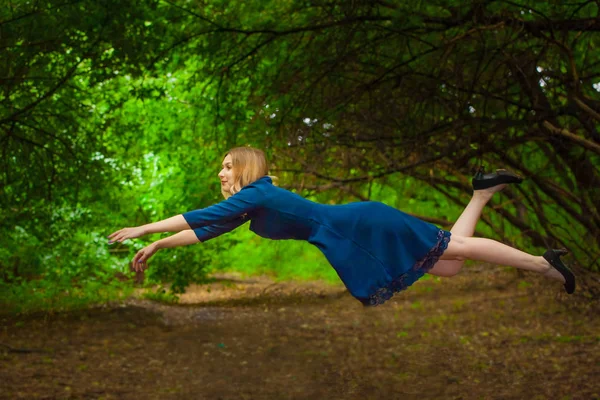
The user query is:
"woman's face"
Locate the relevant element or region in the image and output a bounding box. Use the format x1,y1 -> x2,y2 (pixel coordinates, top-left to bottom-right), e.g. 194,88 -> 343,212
218,154 -> 234,192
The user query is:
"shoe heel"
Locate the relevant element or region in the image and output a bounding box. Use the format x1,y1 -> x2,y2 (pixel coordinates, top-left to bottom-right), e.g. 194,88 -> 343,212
543,249 -> 575,294
474,166 -> 485,180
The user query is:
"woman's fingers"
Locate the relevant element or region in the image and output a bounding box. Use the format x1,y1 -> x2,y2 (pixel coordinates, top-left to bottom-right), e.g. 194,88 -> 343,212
139,256 -> 148,271
108,230 -> 121,244
108,228 -> 133,244
108,229 -> 122,240
109,231 -> 129,244
133,259 -> 146,272
134,260 -> 143,272
110,227 -> 147,244
132,248 -> 153,272
132,250 -> 142,271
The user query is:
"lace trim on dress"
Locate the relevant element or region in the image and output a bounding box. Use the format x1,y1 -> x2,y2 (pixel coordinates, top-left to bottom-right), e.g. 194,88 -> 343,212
360,229 -> 452,307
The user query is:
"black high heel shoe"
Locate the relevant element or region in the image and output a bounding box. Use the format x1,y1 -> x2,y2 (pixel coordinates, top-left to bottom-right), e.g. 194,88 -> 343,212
543,249 -> 576,294
472,167 -> 523,190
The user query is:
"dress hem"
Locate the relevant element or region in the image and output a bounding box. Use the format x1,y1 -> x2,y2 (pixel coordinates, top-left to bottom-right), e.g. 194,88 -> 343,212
357,229 -> 452,307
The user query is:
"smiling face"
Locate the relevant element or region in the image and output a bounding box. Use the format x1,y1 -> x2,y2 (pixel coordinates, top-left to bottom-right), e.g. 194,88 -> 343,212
219,147 -> 271,199
218,154 -> 234,193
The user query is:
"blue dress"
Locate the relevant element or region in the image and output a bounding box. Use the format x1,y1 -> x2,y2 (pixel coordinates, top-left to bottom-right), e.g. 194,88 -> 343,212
182,176 -> 451,306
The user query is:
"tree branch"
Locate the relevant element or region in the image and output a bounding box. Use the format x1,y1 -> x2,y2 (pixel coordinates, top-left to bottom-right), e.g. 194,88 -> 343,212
542,120 -> 600,155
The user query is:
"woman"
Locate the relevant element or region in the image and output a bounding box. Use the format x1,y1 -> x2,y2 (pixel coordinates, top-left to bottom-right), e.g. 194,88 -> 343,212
108,147 -> 575,306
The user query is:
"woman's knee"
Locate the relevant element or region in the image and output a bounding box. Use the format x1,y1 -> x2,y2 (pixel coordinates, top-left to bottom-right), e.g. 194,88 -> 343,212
429,260 -> 463,277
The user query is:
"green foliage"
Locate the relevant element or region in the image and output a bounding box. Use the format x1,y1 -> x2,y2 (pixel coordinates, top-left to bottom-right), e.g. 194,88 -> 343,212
0,201 -> 134,314
141,287 -> 181,304
0,268 -> 133,315
211,224 -> 340,284
2,0 -> 599,314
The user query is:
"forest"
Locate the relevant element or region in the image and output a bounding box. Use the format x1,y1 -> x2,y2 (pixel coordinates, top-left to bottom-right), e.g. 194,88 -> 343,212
1,1 -> 599,399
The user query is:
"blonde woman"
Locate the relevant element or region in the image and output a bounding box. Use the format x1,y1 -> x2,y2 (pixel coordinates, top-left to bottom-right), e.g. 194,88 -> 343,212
108,147 -> 575,306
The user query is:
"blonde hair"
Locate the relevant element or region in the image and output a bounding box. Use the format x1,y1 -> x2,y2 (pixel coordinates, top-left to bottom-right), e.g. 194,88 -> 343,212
222,146 -> 278,199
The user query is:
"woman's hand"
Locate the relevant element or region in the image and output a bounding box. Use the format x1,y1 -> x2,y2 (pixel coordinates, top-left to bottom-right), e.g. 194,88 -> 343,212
132,243 -> 159,272
108,226 -> 147,244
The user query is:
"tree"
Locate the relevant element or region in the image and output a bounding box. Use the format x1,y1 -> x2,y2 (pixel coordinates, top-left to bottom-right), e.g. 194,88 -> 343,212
157,0 -> 600,270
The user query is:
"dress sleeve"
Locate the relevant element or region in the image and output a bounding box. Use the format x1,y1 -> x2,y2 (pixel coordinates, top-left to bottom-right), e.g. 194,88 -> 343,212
193,217 -> 249,242
182,184 -> 263,229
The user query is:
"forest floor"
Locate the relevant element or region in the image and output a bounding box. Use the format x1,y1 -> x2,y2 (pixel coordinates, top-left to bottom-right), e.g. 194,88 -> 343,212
1,266 -> 599,400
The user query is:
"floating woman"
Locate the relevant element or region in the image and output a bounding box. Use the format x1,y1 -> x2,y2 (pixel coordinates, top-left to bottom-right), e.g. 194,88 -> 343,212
108,147 -> 575,306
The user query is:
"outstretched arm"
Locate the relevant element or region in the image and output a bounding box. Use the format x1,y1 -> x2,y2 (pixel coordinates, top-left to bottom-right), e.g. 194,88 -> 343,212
108,215 -> 189,244
142,215 -> 189,234
132,230 -> 199,271
155,229 -> 200,248
109,183 -> 262,244
131,218 -> 249,272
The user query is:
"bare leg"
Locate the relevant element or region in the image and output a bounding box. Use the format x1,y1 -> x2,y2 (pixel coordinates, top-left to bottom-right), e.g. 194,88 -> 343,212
429,186 -> 502,277
427,183 -> 565,283
439,235 -> 564,282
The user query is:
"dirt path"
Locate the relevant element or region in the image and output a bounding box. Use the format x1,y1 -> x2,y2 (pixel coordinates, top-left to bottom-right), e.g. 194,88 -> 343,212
1,269 -> 599,400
